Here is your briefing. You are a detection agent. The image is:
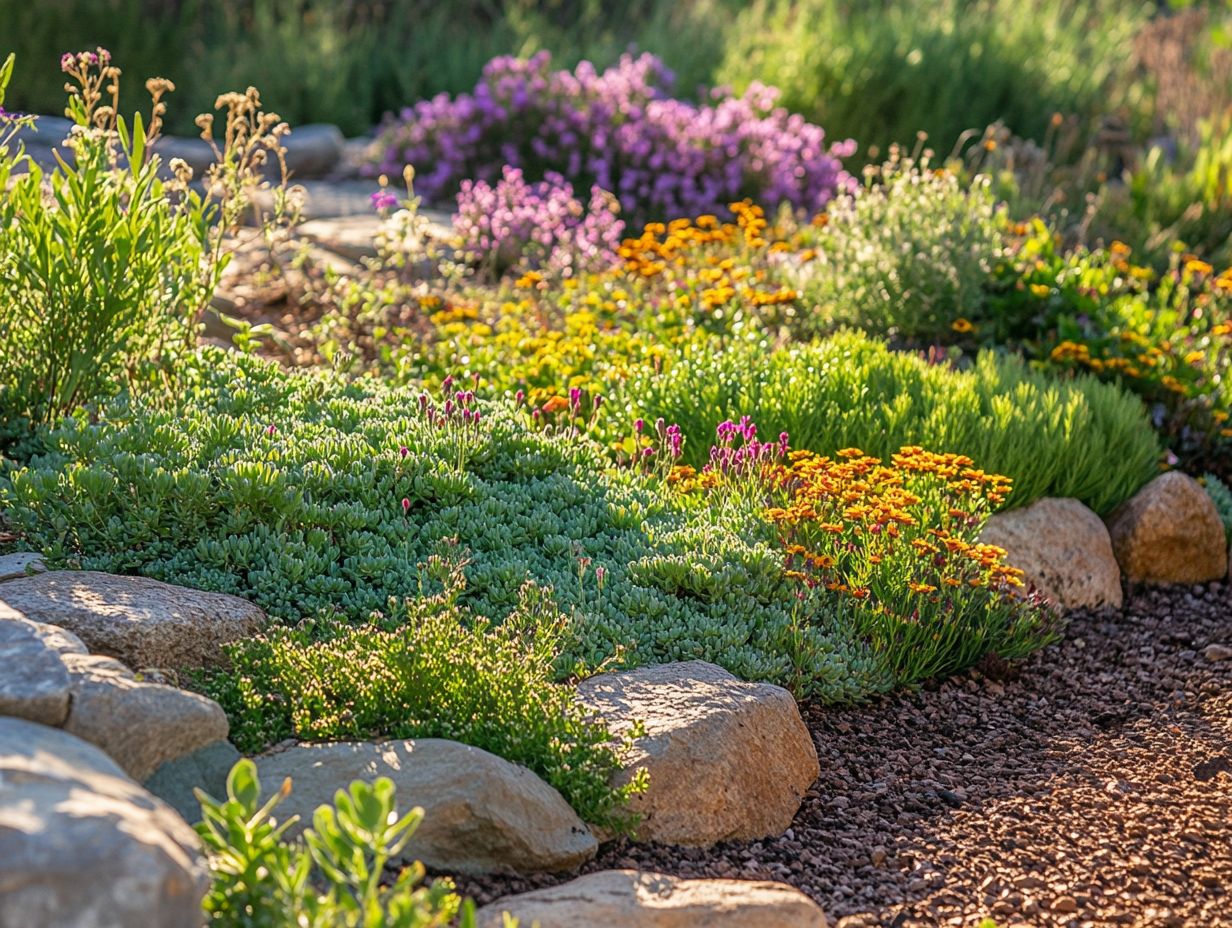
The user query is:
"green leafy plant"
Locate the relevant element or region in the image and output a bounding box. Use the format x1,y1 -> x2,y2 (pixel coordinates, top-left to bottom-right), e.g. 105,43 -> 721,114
211,558 -> 647,831
2,347 -> 884,701
0,51 -> 292,438
791,149 -> 1008,342
195,758 -> 502,927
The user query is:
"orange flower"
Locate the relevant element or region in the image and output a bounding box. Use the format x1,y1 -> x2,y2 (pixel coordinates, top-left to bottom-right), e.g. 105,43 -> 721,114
951,318 -> 975,334
541,396 -> 569,415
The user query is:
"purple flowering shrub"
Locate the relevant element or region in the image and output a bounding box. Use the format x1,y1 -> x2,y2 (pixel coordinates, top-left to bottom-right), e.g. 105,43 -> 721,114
371,51 -> 855,223
453,166 -> 624,278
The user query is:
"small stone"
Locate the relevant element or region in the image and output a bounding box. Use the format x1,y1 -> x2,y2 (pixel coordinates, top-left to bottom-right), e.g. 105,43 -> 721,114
871,847 -> 888,866
61,652 -> 230,781
145,740 -> 243,824
1202,644 -> 1232,662
1052,895 -> 1079,913
1105,472 -> 1228,584
0,551 -> 46,581
979,498 -> 1123,610
0,718 -> 209,927
0,608 -> 85,726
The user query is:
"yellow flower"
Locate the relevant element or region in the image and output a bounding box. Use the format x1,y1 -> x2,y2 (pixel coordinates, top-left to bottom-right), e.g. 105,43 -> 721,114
1185,259 -> 1214,276
1029,284 -> 1050,298
908,582 -> 938,594
951,318 -> 975,334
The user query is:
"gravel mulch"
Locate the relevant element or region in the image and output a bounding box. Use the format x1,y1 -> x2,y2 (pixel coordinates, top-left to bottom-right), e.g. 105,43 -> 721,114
454,582 -> 1232,926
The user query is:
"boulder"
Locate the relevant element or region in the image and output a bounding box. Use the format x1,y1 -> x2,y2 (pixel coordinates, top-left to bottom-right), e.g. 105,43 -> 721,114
0,551 -> 45,581
979,497 -> 1122,610
150,123 -> 343,180
0,718 -> 209,928
0,570 -> 266,669
1105,472 -> 1229,584
577,661 -> 819,846
254,738 -> 596,874
476,870 -> 827,928
61,652 -> 230,782
145,739 -> 242,824
0,612 -> 80,726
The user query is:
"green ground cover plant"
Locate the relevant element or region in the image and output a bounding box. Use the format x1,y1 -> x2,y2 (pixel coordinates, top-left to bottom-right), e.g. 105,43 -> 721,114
197,758 -> 500,927
1,347 -> 887,701
212,559 -> 645,830
1202,473 -> 1232,545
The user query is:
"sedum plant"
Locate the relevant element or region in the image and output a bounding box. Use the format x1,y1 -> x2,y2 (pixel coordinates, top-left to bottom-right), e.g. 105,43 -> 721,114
195,758 -> 507,928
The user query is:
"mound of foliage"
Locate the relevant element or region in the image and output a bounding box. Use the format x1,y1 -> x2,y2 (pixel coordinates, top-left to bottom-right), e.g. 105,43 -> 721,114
613,330 -> 1161,516
368,51 -> 854,223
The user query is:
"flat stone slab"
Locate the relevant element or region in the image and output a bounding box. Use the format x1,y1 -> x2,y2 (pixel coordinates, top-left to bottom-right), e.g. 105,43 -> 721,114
476,870 -> 828,928
255,738 -> 597,874
578,661 -> 820,846
0,718 -> 209,928
0,570 -> 266,669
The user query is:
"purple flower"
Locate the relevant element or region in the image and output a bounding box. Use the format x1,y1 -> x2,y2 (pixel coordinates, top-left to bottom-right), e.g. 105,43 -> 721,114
369,52 -> 852,225
370,189 -> 400,212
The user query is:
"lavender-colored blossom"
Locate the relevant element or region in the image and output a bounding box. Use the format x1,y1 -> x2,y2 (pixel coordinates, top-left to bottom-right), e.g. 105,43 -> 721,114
370,51 -> 854,224
370,189 -> 400,212
454,165 -> 623,278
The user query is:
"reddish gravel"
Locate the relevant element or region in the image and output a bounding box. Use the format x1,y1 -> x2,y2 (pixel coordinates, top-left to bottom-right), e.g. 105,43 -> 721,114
453,582 -> 1232,927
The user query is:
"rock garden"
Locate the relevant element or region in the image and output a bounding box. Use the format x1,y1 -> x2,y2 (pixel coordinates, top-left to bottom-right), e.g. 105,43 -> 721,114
1,5 -> 1231,926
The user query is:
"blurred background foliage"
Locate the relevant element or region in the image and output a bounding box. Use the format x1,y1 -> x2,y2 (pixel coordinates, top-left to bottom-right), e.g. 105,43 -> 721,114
1,0 -> 1228,150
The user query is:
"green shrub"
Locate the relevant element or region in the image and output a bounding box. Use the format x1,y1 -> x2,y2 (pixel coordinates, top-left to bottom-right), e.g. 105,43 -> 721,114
0,52 -> 287,437
196,758 -> 499,927
717,0 -> 1151,159
611,330 -> 1160,514
793,152 -> 1008,342
3,347 -> 884,701
210,560 -> 645,831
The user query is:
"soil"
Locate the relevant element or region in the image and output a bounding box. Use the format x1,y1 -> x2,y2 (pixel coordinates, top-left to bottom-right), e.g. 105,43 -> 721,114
453,581 -> 1232,927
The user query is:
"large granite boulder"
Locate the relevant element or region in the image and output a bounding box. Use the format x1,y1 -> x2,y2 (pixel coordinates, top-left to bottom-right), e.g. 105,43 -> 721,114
577,661 -> 819,846
1105,472 -> 1229,584
254,738 -> 596,874
61,652 -> 229,781
0,570 -> 265,669
0,718 -> 209,928
476,870 -> 827,928
979,497 -> 1123,610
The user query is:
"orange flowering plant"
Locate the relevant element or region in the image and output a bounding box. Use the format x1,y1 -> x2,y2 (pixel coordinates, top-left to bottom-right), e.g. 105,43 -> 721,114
673,423 -> 1059,685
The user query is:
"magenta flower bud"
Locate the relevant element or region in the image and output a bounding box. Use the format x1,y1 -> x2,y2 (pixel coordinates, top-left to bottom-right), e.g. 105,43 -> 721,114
595,565 -> 606,584
401,497 -> 411,513
593,394 -> 603,409
569,387 -> 582,410
265,424 -> 276,436
444,400 -> 454,415
60,53 -> 75,73
418,393 -> 429,410
634,418 -> 644,432
399,446 -> 409,458
442,375 -> 454,391
515,389 -> 525,406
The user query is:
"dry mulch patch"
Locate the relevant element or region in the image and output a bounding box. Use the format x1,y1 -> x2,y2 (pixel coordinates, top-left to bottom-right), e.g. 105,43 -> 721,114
454,582 -> 1232,926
